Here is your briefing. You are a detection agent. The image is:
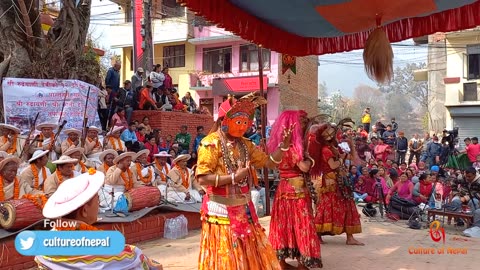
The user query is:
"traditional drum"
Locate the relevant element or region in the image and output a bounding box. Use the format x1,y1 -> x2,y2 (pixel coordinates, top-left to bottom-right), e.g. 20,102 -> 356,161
0,196 -> 45,231
124,186 -> 161,211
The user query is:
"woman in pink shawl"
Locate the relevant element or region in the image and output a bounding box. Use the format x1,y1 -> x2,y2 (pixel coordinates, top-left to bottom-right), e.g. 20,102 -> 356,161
385,172 -> 414,204
374,138 -> 391,163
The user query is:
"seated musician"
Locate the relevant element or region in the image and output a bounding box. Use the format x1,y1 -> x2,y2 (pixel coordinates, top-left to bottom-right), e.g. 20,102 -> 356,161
43,156 -> 78,197
19,150 -> 51,194
30,122 -> 62,161
105,152 -> 141,192
0,124 -> 22,156
0,156 -> 29,201
35,169 -> 163,270
84,126 -> 103,156
131,149 -> 155,186
98,149 -> 118,173
61,128 -> 82,153
153,151 -> 171,188
167,154 -> 203,202
63,147 -> 90,174
105,126 -> 127,153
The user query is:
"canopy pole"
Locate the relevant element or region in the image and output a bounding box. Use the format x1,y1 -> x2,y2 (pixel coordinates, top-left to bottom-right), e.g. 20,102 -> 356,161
258,47 -> 270,216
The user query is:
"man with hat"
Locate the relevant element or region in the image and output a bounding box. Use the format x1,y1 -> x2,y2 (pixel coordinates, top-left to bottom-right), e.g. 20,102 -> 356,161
105,152 -> 140,191
105,126 -> 127,153
30,122 -> 61,161
19,149 -> 51,194
166,154 -> 202,202
44,155 -> 78,196
0,156 -> 27,201
61,128 -> 82,153
35,169 -> 163,269
153,151 -> 171,187
64,147 -> 89,174
131,67 -> 144,93
98,149 -> 118,173
131,149 -> 155,186
84,126 -> 103,156
0,124 -> 22,156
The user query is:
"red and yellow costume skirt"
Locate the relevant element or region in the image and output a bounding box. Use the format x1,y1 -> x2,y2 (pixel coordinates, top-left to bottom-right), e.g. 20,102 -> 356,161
199,193 -> 280,270
314,173 -> 362,235
269,178 -> 322,267
198,214 -> 281,270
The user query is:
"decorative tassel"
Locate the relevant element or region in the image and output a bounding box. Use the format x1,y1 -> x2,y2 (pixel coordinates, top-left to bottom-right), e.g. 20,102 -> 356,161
363,27 -> 393,84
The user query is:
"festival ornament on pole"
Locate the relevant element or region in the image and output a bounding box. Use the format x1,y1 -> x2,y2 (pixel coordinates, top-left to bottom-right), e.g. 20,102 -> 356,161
362,15 -> 394,85
282,54 -> 296,75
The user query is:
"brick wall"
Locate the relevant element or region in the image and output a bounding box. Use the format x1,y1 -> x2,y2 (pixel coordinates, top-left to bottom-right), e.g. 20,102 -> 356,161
132,111 -> 214,150
0,211 -> 201,270
277,55 -> 319,116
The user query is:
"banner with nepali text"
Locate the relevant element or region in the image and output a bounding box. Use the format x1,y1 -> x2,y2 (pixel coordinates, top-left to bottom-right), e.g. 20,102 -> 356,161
2,78 -> 100,135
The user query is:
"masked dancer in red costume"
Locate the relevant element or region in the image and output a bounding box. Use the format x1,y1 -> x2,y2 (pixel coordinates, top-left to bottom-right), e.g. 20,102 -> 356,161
308,120 -> 364,246
196,93 -> 294,270
267,110 -> 322,269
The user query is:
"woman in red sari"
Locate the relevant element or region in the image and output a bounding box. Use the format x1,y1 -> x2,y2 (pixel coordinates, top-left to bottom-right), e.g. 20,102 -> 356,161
267,110 -> 322,269
308,123 -> 364,245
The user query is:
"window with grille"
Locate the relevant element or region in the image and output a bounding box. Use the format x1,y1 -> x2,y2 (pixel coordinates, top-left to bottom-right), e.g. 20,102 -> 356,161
465,44 -> 480,80
203,46 -> 232,73
463,82 -> 478,101
239,45 -> 271,72
163,45 -> 185,68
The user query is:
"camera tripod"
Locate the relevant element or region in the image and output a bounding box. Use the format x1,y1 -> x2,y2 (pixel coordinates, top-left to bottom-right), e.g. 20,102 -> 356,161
374,178 -> 388,218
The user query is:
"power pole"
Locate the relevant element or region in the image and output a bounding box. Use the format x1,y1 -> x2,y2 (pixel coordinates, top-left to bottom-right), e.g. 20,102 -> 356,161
142,0 -> 154,73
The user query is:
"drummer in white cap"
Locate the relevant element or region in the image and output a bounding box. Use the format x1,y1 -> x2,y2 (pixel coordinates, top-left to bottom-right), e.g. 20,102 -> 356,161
0,156 -> 27,200
105,152 -> 141,191
84,126 -> 103,156
35,169 -> 163,269
43,155 -> 78,196
63,147 -> 90,174
19,149 -> 51,194
105,126 -> 126,153
0,124 -> 22,156
30,122 -> 61,161
60,128 -> 82,153
98,149 -> 118,173
153,151 -> 171,186
166,154 -> 203,202
131,149 -> 155,186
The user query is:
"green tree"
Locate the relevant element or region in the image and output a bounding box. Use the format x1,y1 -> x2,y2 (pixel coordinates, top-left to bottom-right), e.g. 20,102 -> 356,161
378,63 -> 428,106
378,62 -> 429,130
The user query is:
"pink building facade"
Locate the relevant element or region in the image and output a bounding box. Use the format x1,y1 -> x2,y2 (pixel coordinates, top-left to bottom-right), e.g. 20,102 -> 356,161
188,26 -> 281,125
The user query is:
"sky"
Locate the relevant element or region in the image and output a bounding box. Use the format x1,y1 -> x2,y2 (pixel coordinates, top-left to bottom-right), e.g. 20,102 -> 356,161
318,39 -> 428,97
88,1 -> 429,97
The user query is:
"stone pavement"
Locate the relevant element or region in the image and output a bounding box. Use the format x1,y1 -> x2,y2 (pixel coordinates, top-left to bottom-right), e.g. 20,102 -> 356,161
138,215 -> 480,270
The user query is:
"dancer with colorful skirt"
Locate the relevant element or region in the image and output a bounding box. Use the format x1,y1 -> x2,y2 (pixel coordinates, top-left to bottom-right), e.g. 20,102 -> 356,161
267,110 -> 322,269
308,121 -> 364,246
196,93 -> 293,270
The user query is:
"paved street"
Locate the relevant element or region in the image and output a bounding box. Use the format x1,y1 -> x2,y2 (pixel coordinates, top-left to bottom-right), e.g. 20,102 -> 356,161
139,214 -> 480,270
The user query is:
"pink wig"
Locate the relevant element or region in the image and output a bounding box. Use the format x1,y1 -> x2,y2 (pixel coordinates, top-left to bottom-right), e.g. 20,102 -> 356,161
267,110 -> 306,162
